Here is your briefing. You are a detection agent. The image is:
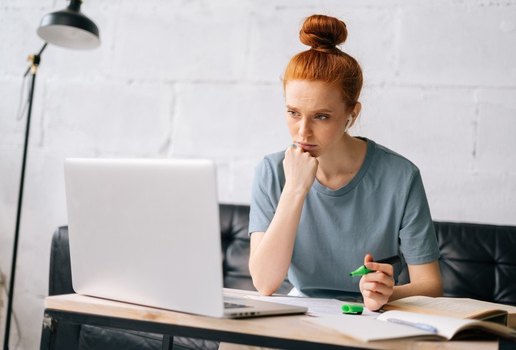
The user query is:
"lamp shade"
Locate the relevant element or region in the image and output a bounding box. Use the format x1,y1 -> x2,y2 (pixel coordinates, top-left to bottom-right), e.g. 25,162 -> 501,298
37,0 -> 100,50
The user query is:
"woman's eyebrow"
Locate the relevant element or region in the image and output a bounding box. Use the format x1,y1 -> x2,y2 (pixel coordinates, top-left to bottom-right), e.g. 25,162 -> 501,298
286,105 -> 333,113
312,109 -> 333,114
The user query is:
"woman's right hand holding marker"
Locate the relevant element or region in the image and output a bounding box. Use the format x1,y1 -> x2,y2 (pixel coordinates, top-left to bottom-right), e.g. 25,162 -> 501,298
359,254 -> 395,311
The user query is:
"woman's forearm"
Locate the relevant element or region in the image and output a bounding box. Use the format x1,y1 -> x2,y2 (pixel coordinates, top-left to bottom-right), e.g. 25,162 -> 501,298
391,279 -> 443,301
249,187 -> 307,295
390,261 -> 443,301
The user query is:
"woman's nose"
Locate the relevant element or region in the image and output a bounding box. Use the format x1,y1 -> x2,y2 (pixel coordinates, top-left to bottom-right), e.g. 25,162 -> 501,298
298,118 -> 312,138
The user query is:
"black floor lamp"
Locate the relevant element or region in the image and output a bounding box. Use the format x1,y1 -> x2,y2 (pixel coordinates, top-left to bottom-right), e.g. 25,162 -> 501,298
3,1 -> 100,349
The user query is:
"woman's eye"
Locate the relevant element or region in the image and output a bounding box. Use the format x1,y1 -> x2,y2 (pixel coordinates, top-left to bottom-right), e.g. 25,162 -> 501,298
287,110 -> 299,118
315,114 -> 329,120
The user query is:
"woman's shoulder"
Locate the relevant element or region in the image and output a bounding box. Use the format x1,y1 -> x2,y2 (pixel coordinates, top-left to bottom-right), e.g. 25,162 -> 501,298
258,150 -> 286,170
368,139 -> 420,177
253,151 -> 286,189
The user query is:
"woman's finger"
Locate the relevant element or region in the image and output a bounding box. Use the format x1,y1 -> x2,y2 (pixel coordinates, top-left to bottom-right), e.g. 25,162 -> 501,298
363,271 -> 394,287
361,281 -> 393,296
363,253 -> 373,265
364,261 -> 394,276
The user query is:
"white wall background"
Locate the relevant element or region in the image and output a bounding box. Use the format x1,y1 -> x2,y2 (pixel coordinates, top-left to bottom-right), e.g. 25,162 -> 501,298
1,0 -> 516,348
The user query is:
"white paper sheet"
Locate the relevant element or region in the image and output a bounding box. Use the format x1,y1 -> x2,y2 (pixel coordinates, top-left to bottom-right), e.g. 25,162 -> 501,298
245,294 -> 378,318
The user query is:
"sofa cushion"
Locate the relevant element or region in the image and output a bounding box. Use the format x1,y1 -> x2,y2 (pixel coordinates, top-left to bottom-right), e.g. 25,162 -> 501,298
78,326 -> 162,350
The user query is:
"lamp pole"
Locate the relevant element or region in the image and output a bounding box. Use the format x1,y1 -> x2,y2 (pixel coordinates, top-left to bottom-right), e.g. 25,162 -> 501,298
3,1 -> 99,347
3,43 -> 47,350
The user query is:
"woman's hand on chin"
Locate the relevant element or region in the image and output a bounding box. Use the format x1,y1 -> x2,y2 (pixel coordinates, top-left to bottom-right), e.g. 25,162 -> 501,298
283,143 -> 318,196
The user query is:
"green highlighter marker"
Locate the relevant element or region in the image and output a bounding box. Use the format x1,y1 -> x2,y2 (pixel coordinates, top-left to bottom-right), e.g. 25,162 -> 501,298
349,255 -> 401,277
341,304 -> 364,315
349,265 -> 373,276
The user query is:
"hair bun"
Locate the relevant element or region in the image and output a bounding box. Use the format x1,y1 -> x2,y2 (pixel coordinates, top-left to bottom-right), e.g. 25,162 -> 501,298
299,14 -> 348,51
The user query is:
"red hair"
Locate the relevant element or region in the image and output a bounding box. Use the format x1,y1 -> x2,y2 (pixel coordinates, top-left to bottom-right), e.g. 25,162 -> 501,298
283,14 -> 363,108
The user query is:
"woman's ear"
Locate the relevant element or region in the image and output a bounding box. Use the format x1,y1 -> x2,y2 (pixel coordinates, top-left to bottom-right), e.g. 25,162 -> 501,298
352,102 -> 362,119
345,116 -> 353,132
345,102 -> 361,132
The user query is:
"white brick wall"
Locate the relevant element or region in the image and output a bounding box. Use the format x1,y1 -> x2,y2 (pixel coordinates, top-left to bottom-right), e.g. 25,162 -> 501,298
397,4 -> 516,86
1,0 -> 516,348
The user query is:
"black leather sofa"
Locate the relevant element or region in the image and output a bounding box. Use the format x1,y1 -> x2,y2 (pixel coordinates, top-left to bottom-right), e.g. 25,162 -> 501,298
43,204 -> 516,349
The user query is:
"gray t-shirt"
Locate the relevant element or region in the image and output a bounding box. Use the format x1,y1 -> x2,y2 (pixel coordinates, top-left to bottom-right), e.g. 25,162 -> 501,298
249,138 -> 439,298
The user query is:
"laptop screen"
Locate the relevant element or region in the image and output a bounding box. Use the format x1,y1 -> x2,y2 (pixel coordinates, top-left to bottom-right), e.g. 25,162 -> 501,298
65,158 -> 226,317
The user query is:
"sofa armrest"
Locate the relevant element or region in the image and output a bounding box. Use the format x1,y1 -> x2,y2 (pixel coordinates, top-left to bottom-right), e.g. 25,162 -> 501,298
49,226 -> 74,296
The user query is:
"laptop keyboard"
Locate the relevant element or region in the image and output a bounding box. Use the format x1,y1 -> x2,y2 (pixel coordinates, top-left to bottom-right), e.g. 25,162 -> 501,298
224,301 -> 251,309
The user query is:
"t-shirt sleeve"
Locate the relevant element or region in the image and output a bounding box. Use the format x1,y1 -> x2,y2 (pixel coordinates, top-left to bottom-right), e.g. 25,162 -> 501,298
248,158 -> 277,235
399,170 -> 440,265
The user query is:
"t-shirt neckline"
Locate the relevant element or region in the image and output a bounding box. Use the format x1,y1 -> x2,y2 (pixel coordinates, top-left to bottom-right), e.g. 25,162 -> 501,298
312,137 -> 375,197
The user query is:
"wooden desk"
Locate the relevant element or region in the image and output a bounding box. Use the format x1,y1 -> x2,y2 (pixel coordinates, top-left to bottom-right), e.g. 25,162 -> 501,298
41,293 -> 498,350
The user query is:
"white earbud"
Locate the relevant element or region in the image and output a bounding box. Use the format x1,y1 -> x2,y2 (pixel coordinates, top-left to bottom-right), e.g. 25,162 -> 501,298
344,116 -> 353,132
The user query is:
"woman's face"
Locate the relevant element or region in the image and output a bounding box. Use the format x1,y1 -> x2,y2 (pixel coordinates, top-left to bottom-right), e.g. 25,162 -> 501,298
285,80 -> 351,157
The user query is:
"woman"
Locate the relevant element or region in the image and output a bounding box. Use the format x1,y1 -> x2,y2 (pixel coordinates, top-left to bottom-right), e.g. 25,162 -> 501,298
248,14 -> 442,312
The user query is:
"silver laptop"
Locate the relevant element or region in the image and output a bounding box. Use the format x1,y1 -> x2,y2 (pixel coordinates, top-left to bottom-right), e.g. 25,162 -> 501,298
64,158 -> 307,318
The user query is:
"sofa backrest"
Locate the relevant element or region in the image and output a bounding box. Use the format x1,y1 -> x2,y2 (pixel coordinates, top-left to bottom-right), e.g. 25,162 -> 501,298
434,221 -> 516,306
50,205 -> 516,306
219,204 -> 253,290
209,204 -> 294,293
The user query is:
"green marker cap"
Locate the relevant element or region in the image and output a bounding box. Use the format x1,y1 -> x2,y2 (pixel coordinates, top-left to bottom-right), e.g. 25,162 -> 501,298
342,304 -> 364,314
349,265 -> 373,277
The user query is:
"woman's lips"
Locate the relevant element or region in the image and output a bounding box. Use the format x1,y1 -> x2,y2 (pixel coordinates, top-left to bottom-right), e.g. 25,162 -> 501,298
296,142 -> 317,151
